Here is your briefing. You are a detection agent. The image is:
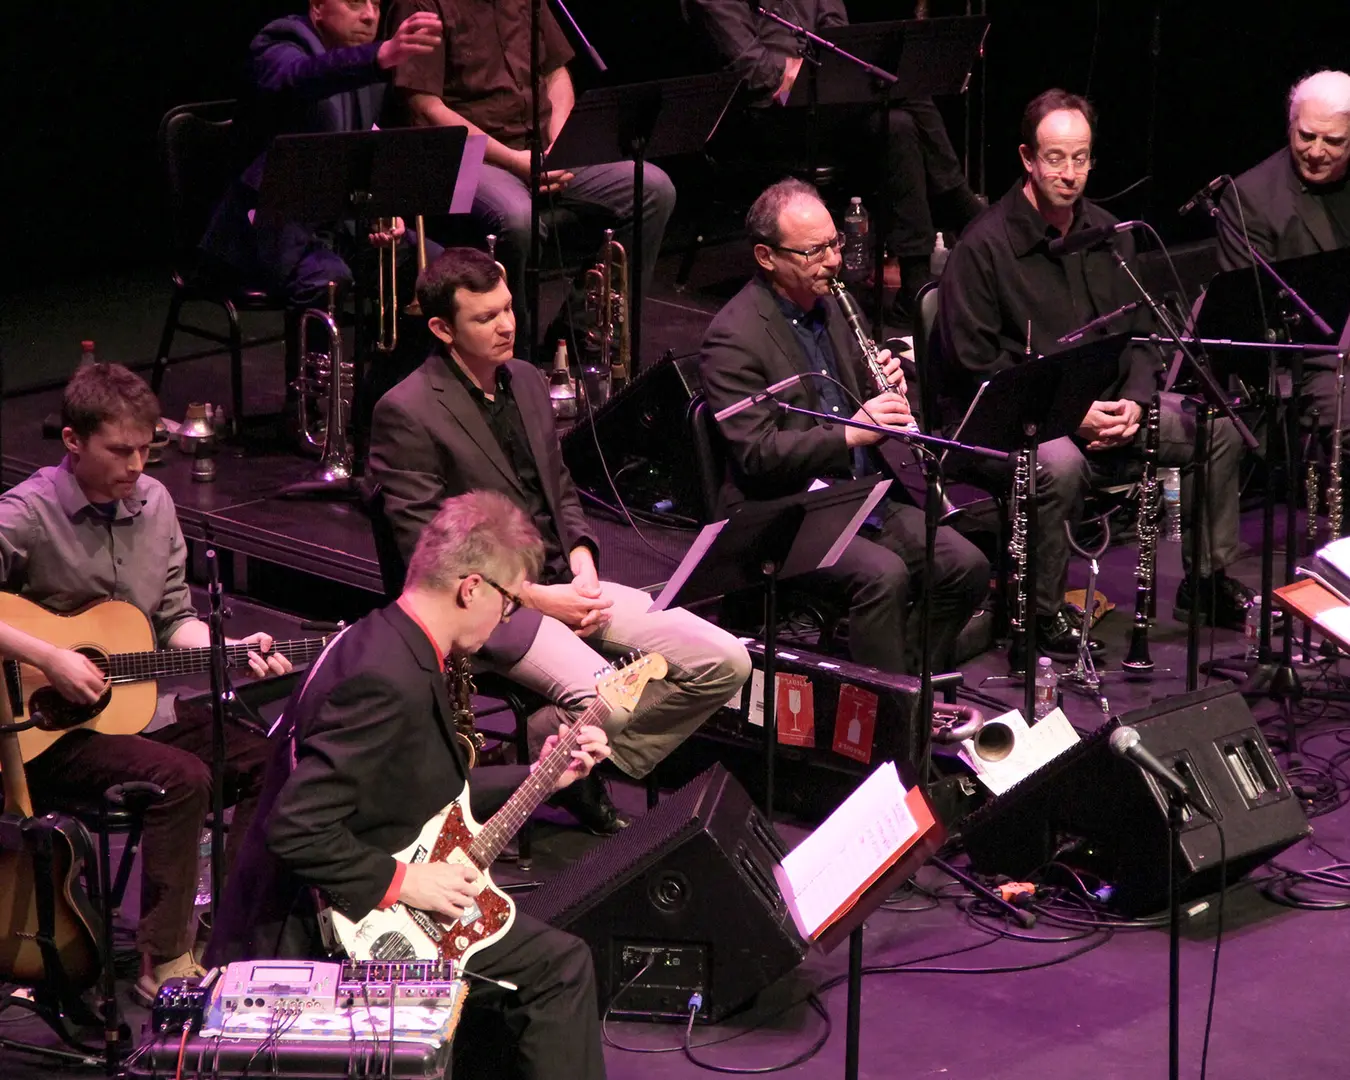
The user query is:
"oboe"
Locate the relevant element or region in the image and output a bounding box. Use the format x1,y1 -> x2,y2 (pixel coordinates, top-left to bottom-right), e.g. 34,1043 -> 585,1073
1122,394 -> 1162,672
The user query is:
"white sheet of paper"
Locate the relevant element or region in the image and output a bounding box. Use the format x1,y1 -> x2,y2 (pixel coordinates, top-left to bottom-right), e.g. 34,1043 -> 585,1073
1314,605 -> 1350,640
776,761 -> 916,938
1319,537 -> 1350,580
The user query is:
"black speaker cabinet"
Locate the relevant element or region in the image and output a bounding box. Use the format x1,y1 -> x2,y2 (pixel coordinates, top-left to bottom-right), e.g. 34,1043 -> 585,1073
960,684 -> 1310,915
518,764 -> 808,1023
560,352 -> 701,518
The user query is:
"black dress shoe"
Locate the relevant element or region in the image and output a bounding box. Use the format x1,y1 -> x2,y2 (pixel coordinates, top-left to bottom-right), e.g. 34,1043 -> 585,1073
1008,608 -> 1105,672
550,772 -> 631,836
1173,571 -> 1255,632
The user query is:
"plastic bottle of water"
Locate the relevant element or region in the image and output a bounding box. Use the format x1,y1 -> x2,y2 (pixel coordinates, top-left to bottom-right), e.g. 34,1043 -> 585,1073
1033,656 -> 1058,721
842,197 -> 869,275
80,340 -> 96,366
193,828 -> 212,912
1160,467 -> 1182,542
929,232 -> 950,277
1245,596 -> 1264,660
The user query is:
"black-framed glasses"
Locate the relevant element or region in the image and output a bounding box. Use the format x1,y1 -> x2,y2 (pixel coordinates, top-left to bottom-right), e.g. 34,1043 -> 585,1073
771,234 -> 845,263
475,575 -> 523,620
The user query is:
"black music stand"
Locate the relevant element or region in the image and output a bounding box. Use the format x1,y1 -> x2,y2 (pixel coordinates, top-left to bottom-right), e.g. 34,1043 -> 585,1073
543,72 -> 741,373
649,477 -> 891,816
946,334 -> 1125,724
780,16 -> 988,326
255,126 -> 479,487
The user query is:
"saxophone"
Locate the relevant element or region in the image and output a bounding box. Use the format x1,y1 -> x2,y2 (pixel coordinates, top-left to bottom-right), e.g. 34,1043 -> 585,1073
1008,448 -> 1031,662
1122,394 -> 1162,672
447,655 -> 487,769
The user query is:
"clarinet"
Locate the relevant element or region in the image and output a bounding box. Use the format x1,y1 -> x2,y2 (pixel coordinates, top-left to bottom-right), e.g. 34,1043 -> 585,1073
1122,394 -> 1161,672
827,279 -> 915,417
1008,447 -> 1031,663
1330,356 -> 1345,541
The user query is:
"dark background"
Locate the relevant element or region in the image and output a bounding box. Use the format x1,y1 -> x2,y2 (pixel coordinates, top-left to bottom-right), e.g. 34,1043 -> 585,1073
5,1 -> 1350,292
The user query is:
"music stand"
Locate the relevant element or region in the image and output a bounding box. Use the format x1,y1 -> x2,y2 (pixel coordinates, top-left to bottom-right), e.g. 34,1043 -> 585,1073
780,16 -> 988,326
945,334 -> 1125,724
255,126 -> 481,490
649,477 -> 891,816
540,71 -> 741,373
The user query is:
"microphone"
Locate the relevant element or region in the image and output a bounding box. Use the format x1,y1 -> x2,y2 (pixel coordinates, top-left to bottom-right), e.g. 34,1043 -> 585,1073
1056,301 -> 1143,344
1177,175 -> 1231,217
1108,725 -> 1190,803
712,373 -> 804,422
1046,221 -> 1141,257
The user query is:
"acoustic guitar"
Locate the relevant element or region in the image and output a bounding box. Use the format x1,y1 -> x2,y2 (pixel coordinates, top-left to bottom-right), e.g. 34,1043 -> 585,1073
329,652 -> 667,965
0,665 -> 104,989
0,593 -> 334,766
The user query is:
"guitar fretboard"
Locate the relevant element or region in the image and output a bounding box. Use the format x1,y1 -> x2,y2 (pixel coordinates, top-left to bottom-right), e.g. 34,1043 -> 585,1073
466,695 -> 609,868
93,638 -> 330,684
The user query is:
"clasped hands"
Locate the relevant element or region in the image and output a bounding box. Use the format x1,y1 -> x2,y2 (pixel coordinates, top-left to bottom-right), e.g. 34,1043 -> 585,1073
1077,399 -> 1143,451
521,551 -> 612,638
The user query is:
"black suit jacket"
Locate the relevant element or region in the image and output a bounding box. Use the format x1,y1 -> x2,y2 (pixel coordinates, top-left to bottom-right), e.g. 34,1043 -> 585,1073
205,603 -> 525,964
200,14 -> 391,275
698,276 -> 899,511
1216,147 -> 1342,272
367,351 -> 599,664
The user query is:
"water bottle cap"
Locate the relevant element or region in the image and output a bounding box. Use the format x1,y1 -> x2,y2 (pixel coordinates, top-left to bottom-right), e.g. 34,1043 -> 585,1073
81,339 -> 95,352
1038,655 -> 1053,668
850,196 -> 861,206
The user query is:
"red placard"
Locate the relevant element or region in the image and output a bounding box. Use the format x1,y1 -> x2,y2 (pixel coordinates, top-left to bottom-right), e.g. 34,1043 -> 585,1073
832,683 -> 878,764
776,673 -> 815,747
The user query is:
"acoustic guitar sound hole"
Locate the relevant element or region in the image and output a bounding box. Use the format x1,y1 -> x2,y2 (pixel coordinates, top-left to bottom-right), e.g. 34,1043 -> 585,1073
30,648 -> 112,731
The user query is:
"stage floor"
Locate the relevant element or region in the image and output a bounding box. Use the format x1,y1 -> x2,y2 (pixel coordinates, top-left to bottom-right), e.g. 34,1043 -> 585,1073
5,253 -> 1350,1079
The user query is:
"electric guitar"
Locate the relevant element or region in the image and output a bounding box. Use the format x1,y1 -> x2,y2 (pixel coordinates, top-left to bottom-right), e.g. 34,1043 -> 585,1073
328,652 -> 668,966
0,593 -> 334,766
0,666 -> 103,989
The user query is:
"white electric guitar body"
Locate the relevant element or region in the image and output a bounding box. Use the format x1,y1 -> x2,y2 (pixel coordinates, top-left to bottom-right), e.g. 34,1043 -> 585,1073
329,653 -> 667,966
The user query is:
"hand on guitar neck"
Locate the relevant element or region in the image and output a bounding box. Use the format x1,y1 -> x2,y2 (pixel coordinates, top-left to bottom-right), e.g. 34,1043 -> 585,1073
535,722 -> 611,792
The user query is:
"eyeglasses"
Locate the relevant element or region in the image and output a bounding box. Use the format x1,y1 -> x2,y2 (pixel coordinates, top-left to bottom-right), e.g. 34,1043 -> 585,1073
480,576 -> 523,621
771,235 -> 845,263
1038,152 -> 1093,175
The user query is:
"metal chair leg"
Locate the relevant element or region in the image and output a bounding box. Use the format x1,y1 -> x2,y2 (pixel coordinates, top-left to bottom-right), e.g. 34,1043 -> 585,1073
152,288 -> 185,394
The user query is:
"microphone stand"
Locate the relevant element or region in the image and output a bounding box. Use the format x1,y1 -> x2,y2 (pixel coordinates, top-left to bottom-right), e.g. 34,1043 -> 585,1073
752,6 -> 899,326
1107,249 -> 1258,690
205,550 -> 228,914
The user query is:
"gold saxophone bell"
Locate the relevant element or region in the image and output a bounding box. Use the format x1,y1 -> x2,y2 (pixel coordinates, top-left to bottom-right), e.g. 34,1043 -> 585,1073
375,217 -> 399,352
584,228 -> 630,390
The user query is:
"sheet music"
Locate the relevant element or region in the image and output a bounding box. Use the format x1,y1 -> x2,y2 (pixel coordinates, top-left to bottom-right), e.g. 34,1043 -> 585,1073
776,761 -> 916,938
819,479 -> 891,569
647,519 -> 727,613
1318,537 -> 1350,583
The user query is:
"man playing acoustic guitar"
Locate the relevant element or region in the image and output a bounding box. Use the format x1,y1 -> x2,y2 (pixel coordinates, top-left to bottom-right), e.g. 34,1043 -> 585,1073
208,491 -> 610,1080
0,363 -> 291,1004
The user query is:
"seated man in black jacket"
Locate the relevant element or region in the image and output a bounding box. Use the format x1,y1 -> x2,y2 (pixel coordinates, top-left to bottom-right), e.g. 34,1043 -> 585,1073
1215,69 -> 1350,448
699,178 -> 989,675
207,491 -> 608,1080
933,89 -> 1249,666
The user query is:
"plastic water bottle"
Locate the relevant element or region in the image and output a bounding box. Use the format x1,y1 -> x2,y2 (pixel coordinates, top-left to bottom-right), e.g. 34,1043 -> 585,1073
1245,596 -> 1263,660
1160,467 -> 1182,542
1033,656 -> 1058,721
929,232 -> 950,277
80,339 -> 96,366
842,197 -> 870,275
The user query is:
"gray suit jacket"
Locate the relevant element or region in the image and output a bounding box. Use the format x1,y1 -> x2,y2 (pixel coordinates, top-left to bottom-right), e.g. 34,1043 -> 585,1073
367,351 -> 599,665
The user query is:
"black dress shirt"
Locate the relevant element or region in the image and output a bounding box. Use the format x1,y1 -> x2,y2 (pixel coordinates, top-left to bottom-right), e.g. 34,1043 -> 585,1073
446,358 -> 570,583
932,181 -> 1159,427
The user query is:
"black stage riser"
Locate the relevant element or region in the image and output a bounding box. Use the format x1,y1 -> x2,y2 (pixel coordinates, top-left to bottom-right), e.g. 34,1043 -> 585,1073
519,764 -> 807,1023
960,684 -> 1311,915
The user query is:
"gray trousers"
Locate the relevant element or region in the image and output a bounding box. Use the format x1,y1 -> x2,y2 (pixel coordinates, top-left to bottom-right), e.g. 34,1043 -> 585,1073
489,581 -> 751,779
964,391 -> 1242,616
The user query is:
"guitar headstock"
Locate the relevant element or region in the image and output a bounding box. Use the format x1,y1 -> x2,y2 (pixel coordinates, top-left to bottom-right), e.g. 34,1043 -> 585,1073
596,653 -> 668,717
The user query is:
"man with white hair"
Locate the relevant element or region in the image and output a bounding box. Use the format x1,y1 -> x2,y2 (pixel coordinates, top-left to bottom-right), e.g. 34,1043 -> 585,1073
1217,69 -> 1350,271
1215,69 -> 1350,442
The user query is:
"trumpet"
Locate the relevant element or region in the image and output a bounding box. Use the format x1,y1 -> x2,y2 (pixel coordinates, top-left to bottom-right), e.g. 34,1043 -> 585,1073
375,217 -> 399,352
584,229 -> 631,389
296,281 -> 354,483
404,214 -> 429,317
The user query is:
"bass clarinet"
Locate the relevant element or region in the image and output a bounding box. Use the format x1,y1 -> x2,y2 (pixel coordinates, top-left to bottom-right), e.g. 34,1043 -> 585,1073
1122,394 -> 1162,672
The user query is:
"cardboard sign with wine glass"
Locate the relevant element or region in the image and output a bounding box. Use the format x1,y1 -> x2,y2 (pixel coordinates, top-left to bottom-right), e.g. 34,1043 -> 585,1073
746,668 -> 815,747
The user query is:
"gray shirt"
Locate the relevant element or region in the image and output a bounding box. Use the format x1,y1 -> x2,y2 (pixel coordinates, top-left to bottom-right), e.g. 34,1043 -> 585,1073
0,458 -> 198,647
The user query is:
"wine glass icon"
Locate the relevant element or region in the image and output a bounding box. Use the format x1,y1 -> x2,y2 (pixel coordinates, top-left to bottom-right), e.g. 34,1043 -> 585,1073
786,687 -> 803,734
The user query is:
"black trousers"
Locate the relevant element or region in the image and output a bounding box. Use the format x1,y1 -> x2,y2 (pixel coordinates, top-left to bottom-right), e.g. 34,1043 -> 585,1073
794,499 -> 990,674
455,911 -> 605,1080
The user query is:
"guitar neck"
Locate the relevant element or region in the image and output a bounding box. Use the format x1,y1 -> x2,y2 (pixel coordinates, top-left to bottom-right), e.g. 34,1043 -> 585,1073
97,637 -> 329,684
467,696 -> 609,867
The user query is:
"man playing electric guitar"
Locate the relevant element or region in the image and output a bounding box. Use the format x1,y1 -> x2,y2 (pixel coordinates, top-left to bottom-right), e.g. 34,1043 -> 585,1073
207,491 -> 609,1080
0,362 -> 292,1005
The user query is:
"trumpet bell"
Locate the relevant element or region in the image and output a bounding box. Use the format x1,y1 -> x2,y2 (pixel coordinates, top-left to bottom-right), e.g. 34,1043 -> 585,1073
971,720 -> 1017,762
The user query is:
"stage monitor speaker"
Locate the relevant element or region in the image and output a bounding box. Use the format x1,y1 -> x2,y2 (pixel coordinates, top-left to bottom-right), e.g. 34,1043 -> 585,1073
518,764 -> 808,1023
959,684 -> 1310,915
561,352 -> 701,519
